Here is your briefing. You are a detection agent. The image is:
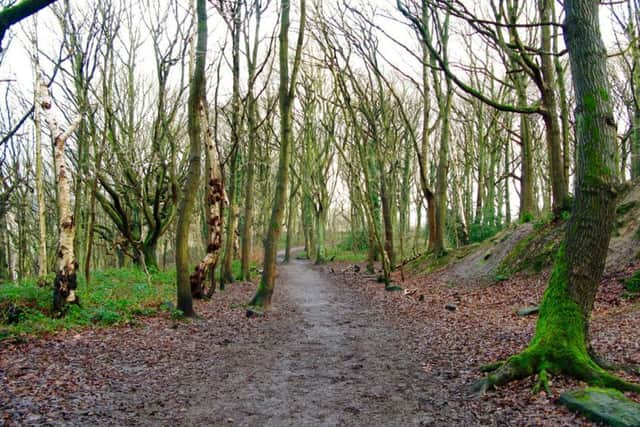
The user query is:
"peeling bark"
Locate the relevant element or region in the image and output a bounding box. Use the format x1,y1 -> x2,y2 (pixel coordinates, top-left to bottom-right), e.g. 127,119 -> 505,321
40,78 -> 81,313
190,111 -> 225,299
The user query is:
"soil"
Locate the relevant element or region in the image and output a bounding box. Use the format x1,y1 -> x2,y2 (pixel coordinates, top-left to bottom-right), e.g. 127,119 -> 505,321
447,223 -> 535,283
2,256 -> 639,426
1,259 -> 470,426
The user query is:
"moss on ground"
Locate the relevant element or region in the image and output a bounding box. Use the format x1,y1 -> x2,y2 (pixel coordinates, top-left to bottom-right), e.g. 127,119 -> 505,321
495,222 -> 563,279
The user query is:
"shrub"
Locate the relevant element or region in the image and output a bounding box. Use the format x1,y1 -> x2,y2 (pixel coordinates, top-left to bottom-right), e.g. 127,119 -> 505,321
337,229 -> 369,252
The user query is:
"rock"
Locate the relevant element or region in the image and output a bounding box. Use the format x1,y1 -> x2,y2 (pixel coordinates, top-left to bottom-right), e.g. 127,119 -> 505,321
559,387 -> 640,427
445,304 -> 457,311
516,306 -> 539,317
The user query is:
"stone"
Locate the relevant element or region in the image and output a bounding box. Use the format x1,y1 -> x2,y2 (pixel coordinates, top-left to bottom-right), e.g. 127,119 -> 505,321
516,306 -> 539,317
559,387 -> 640,427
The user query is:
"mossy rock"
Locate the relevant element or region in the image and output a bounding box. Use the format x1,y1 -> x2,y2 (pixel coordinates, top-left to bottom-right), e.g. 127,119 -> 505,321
559,387 -> 640,427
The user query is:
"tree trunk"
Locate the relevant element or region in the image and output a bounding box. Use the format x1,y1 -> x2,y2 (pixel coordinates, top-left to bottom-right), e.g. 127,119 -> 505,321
176,0 -> 207,317
476,0 -> 640,394
248,0 -> 306,314
283,182 -> 296,264
0,211 -> 8,282
42,83 -> 81,313
221,0 -> 242,286
630,1 -> 640,179
34,67 -> 47,280
539,0 -> 569,214
190,108 -> 224,298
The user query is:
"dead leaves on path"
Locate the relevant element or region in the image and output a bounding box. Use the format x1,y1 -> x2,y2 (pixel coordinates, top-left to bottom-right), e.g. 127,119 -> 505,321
328,259 -> 640,426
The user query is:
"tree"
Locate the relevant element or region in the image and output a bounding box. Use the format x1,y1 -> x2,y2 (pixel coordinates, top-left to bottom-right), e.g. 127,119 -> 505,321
40,74 -> 81,313
475,0 -> 640,394
247,0 -> 306,314
176,0 -> 207,317
217,0 -> 243,287
189,101 -> 225,298
239,0 -> 273,280
31,24 -> 47,282
0,0 -> 57,49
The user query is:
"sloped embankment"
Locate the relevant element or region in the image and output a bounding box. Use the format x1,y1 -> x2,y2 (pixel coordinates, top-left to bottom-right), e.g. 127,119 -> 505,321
410,182 -> 640,283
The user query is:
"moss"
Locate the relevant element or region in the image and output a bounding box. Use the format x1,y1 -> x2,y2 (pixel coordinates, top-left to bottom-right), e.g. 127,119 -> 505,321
477,244 -> 640,395
247,279 -> 270,312
616,201 -> 638,216
496,223 -> 562,279
407,244 -> 478,275
623,270 -> 640,294
560,387 -> 640,427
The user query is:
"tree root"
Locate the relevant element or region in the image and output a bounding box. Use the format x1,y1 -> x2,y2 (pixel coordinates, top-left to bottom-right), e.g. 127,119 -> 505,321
480,361 -> 505,373
531,367 -> 551,395
473,346 -> 640,396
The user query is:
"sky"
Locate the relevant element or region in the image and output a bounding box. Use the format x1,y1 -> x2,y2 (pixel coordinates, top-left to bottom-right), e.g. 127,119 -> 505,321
0,0 -> 633,227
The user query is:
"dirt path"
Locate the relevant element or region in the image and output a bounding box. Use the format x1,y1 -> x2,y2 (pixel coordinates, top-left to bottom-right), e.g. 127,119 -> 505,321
1,259 -> 477,426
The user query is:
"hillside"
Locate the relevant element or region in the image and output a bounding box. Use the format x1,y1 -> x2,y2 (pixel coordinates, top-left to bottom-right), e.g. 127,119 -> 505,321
408,181 -> 640,285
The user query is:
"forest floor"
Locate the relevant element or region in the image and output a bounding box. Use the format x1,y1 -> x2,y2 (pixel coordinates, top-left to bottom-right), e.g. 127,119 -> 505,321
1,255 -> 639,426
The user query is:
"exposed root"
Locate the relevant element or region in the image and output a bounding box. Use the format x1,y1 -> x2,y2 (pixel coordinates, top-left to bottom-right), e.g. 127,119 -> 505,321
245,306 -> 265,318
474,347 -> 640,396
531,367 -> 551,395
480,361 -> 505,373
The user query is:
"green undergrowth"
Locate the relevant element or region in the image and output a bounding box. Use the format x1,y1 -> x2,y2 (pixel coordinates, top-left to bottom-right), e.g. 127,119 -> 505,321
0,268 -> 176,341
226,259 -> 258,282
622,270 -> 640,299
406,243 -> 479,275
295,247 -> 367,263
330,248 -> 367,262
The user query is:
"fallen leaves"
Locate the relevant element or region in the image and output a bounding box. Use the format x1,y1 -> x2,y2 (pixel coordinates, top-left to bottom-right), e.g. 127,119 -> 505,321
328,258 -> 640,425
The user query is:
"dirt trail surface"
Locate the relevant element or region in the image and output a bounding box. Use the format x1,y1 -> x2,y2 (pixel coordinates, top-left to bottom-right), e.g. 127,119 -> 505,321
1,259 -> 471,426
2,257 -> 638,426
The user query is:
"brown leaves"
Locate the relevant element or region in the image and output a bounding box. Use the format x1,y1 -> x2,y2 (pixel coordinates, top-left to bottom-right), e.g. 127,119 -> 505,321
327,259 -> 640,425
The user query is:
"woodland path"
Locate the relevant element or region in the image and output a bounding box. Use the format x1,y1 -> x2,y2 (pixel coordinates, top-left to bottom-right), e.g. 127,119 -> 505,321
1,257 -> 477,426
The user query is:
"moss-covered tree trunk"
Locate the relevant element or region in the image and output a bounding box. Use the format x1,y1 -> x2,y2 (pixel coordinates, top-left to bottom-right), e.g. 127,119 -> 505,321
239,0 -> 262,279
629,0 -> 640,179
176,0 -> 207,317
283,178 -> 298,264
34,64 -> 47,281
539,0 -> 569,214
432,12 -> 451,255
247,0 -> 305,314
477,0 -> 640,394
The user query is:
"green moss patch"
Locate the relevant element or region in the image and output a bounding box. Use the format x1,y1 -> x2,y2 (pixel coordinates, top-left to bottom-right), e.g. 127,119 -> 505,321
496,222 -> 563,279
406,244 -> 479,275
559,387 -> 640,427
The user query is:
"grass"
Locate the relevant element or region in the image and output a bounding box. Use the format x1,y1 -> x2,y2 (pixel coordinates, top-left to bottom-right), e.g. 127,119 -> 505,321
294,247 -> 368,263
0,267 -> 176,341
